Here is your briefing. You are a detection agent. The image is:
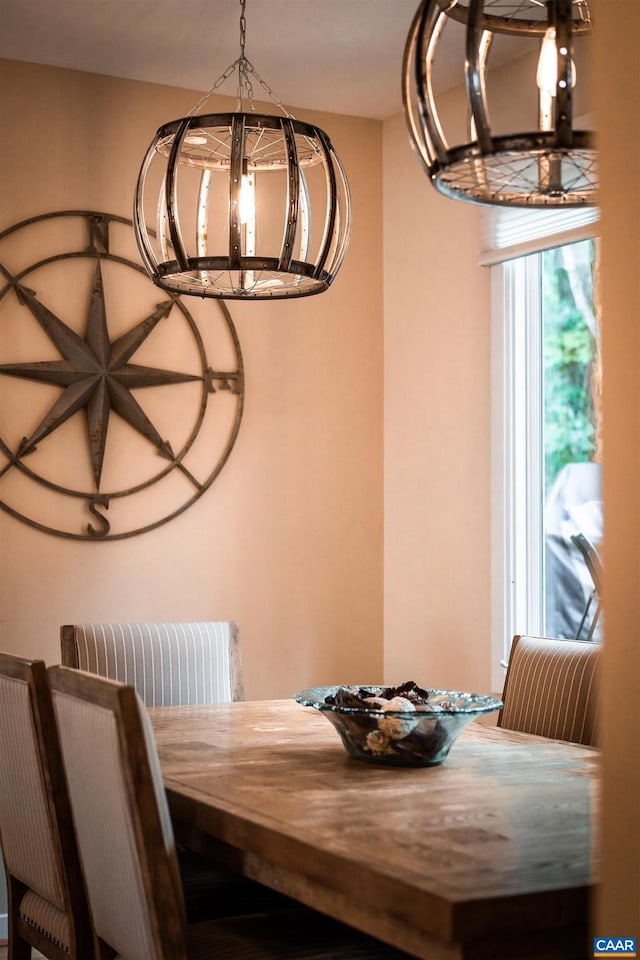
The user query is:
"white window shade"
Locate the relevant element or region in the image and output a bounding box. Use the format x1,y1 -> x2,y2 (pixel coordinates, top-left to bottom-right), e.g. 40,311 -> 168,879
481,205 -> 600,266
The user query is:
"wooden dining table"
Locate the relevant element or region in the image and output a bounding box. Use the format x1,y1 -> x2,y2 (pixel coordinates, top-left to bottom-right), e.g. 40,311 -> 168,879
150,699 -> 598,960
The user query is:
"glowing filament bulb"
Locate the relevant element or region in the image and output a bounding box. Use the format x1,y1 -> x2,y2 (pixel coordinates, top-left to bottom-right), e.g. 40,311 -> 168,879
536,27 -> 577,97
239,169 -> 256,225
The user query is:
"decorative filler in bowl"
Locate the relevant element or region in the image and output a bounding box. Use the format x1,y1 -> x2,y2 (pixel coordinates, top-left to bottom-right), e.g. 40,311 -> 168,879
293,682 -> 503,767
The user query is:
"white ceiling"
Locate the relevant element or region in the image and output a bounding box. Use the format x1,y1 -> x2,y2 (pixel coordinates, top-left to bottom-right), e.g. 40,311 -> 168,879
0,0 -> 432,120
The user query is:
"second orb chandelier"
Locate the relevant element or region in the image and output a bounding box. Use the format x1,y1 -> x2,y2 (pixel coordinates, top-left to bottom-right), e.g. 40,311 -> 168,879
403,0 -> 596,207
134,0 -> 352,300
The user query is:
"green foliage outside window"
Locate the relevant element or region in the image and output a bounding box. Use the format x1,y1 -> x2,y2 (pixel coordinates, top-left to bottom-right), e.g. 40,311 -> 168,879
542,239 -> 598,493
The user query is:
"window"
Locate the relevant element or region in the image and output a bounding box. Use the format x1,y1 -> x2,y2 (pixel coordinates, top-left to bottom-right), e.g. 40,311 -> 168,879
490,221 -> 601,691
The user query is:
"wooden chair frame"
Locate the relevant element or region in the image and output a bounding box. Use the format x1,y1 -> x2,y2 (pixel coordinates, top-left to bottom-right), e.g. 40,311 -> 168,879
49,665 -> 188,960
0,653 -> 95,960
571,533 -> 603,641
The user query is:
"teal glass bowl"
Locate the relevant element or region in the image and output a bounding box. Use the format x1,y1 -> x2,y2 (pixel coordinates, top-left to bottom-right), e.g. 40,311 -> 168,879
293,685 -> 503,767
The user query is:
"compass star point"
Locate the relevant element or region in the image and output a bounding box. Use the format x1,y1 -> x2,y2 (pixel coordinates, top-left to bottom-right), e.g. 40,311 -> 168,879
158,440 -> 176,461
0,270 -> 203,488
17,436 -> 34,458
156,300 -> 175,319
13,282 -> 37,307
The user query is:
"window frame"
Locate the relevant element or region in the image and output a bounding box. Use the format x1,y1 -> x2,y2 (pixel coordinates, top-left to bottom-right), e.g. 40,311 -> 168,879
490,224 -> 600,692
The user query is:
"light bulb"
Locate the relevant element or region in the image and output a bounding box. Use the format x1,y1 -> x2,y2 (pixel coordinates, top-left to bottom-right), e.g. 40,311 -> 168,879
536,27 -> 577,97
239,171 -> 256,225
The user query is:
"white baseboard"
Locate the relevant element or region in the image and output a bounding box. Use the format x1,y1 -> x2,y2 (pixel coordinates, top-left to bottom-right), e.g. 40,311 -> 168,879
0,912 -> 7,940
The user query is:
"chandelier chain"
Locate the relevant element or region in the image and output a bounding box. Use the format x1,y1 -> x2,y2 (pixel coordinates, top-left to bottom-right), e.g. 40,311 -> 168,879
187,0 -> 291,117
187,60 -> 240,115
236,0 -> 255,110
244,62 -> 293,118
239,0 -> 247,59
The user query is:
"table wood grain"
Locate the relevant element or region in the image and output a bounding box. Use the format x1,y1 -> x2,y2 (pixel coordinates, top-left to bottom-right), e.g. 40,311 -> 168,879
150,699 -> 598,960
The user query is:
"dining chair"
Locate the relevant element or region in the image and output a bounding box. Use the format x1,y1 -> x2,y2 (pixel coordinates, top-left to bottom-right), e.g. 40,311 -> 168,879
60,620 -> 295,922
48,666 -> 411,960
60,621 -> 243,706
498,634 -> 601,746
571,532 -> 603,641
0,653 -> 95,960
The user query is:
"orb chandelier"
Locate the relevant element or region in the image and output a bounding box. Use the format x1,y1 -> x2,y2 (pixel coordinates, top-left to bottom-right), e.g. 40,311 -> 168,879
134,0 -> 351,300
403,0 -> 597,207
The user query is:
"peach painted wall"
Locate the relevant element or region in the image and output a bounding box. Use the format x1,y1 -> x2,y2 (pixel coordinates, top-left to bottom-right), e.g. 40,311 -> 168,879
381,46 -> 592,696
382,93 -> 491,693
0,59 -> 384,698
381,47 -> 593,697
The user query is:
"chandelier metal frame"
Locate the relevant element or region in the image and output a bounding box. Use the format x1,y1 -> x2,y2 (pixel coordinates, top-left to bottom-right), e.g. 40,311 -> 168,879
403,0 -> 597,207
134,0 -> 351,299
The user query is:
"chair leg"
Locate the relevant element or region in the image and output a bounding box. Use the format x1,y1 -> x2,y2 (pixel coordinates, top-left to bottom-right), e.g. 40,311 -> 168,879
7,877 -> 31,960
98,938 -> 119,960
8,934 -> 32,960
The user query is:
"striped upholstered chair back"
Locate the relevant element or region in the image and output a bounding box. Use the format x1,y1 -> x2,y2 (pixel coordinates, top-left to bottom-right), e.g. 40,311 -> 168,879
498,635 -> 601,746
0,653 -> 95,960
60,621 -> 243,707
49,666 -> 190,960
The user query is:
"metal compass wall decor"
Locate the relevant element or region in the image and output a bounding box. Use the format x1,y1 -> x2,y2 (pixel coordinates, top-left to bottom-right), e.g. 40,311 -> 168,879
0,211 -> 244,540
